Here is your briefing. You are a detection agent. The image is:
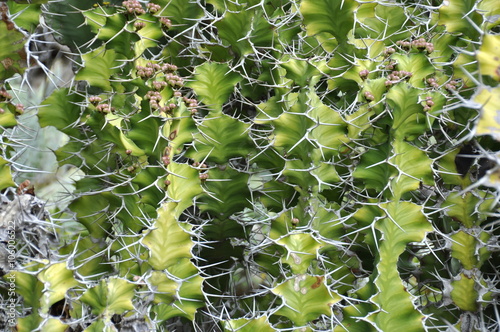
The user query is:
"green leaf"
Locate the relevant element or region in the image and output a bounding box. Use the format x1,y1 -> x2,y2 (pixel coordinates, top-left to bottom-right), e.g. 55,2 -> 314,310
75,46 -> 121,91
256,93 -> 315,159
155,0 -> 203,31
40,319 -> 69,332
390,53 -> 435,89
142,202 -> 196,271
353,143 -> 395,192
474,86 -> 500,140
44,0 -> 98,53
272,274 -> 341,326
451,231 -> 478,270
38,263 -> 79,313
165,162 -> 203,216
0,156 -> 15,190
83,320 -> 106,332
389,140 -> 433,198
436,0 -> 482,39
80,277 -> 135,316
188,62 -> 242,112
7,1 -> 42,32
156,279 -> 204,321
477,34 -> 500,81
39,88 -> 84,135
17,314 -> 43,332
215,11 -> 253,56
58,237 -> 113,280
188,115 -> 253,163
355,3 -> 409,42
442,192 -> 481,228
0,19 -> 27,79
478,0 -> 500,31
9,269 -> 44,309
372,202 -> 431,332
223,316 -> 275,332
386,83 -> 426,140
308,91 -> 349,159
281,59 -> 321,87
69,193 -> 114,238
436,148 -> 470,187
300,0 -> 357,44
278,234 -> 324,274
450,273 -> 478,311
147,271 -> 178,304
197,167 -> 251,218
0,103 -> 17,127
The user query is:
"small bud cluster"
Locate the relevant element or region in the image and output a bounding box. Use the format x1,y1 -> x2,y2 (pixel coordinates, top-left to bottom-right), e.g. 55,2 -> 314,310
162,155 -> 170,166
15,104 -> 24,114
0,108 -> 4,114
122,0 -> 145,15
147,3 -> 161,13
136,63 -> 158,79
183,96 -> 199,114
426,77 -> 439,88
136,62 -> 178,80
161,103 -> 177,113
193,162 -> 209,181
364,91 -> 375,101
134,21 -> 146,30
422,96 -> 434,112
145,90 -> 162,109
397,38 -> 434,53
0,89 -> 12,101
385,70 -> 412,86
396,40 -> 412,49
384,47 -> 396,56
145,91 -> 178,113
192,161 -> 208,169
165,73 -> 184,87
96,103 -> 115,113
160,17 -> 172,29
445,80 -> 460,92
162,63 -> 177,73
385,60 -> 396,70
89,96 -> 102,105
359,69 -> 369,79
127,163 -> 139,173
152,81 -> 167,91
162,146 -> 172,166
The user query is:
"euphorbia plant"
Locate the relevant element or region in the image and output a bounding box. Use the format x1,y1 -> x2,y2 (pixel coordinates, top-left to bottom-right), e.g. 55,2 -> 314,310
0,0 -> 499,331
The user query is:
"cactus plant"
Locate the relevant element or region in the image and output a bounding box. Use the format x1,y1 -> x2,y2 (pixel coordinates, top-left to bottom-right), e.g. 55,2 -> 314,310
1,0 -> 500,331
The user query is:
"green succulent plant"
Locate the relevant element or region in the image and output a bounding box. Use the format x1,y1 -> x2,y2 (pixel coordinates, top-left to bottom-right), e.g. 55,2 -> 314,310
1,0 -> 500,331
